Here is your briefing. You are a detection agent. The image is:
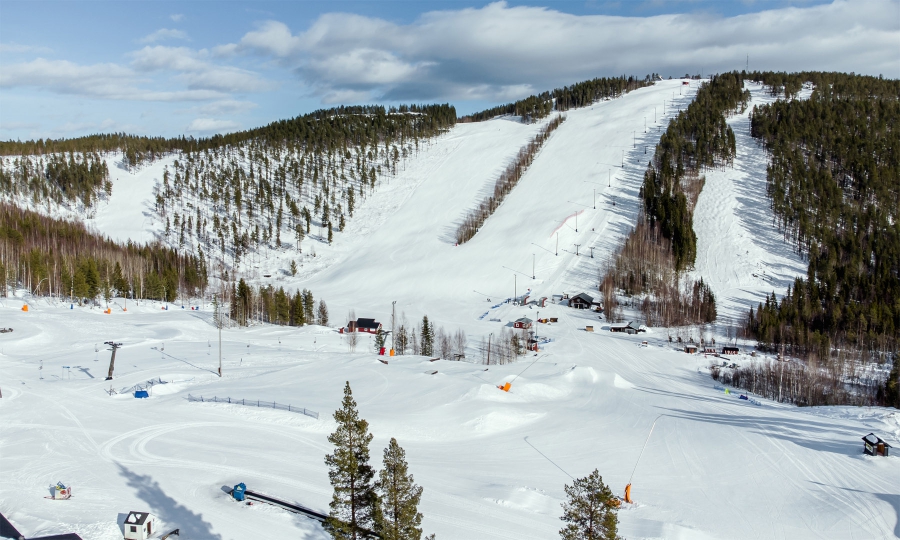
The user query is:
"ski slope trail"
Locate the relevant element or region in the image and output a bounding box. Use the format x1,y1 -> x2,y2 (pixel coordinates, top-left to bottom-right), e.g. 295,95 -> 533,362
305,80 -> 698,323
690,81 -> 810,326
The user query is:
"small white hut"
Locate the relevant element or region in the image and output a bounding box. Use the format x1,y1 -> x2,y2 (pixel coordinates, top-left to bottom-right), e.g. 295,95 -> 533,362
123,511 -> 155,540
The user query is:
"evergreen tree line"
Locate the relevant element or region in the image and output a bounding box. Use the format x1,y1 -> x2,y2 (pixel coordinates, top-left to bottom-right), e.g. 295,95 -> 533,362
641,71 -> 750,270
0,202 -> 206,304
744,72 -> 900,363
228,277 -> 327,328
0,103 -> 457,169
460,75 -> 654,123
0,152 -> 111,209
599,219 -> 717,327
455,115 -> 565,244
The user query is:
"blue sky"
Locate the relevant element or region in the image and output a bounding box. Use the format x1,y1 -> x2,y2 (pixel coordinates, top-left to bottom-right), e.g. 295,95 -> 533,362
1,0 -> 897,140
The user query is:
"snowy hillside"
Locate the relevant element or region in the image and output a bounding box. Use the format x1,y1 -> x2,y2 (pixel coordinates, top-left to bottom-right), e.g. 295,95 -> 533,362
690,82 -> 811,327
2,79 -> 898,540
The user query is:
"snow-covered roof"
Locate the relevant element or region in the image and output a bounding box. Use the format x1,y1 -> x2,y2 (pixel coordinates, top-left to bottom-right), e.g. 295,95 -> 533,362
515,317 -> 532,324
862,433 -> 891,447
125,511 -> 151,525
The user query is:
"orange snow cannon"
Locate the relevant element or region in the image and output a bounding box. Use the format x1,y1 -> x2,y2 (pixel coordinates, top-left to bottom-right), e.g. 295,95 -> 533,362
21,305 -> 28,312
499,382 -> 511,392
624,483 -> 633,503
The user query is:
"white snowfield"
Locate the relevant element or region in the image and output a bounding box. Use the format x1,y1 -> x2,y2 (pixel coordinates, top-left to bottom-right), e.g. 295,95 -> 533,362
2,80 -> 898,540
690,82 -> 811,325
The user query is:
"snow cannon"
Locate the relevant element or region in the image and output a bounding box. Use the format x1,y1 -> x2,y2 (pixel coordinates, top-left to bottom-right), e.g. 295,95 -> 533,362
232,483 -> 246,501
624,483 -> 632,504
498,382 -> 511,392
21,305 -> 28,312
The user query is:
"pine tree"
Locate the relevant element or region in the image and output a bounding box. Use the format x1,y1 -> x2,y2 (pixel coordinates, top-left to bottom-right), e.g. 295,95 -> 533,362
420,316 -> 434,356
328,221 -> 334,244
318,299 -> 330,326
376,438 -> 423,540
559,469 -> 619,540
325,382 -> 377,540
374,328 -> 386,353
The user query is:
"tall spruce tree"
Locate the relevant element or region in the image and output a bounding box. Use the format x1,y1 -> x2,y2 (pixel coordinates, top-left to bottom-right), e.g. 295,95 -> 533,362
420,316 -> 434,357
559,469 -> 620,540
376,438 -> 423,540
325,382 -> 377,539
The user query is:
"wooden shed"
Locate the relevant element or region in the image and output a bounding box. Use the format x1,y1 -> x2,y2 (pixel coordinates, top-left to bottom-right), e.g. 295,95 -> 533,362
123,511 -> 155,540
722,346 -> 740,355
862,433 -> 891,457
684,345 -> 698,354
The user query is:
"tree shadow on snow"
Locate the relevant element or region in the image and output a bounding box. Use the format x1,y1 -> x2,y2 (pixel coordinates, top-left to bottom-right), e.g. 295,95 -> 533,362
118,464 -> 222,539
809,481 -> 900,538
655,407 -> 861,457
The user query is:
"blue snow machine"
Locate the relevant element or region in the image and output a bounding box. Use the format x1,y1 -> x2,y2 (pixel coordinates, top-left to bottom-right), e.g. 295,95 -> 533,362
232,483 -> 246,502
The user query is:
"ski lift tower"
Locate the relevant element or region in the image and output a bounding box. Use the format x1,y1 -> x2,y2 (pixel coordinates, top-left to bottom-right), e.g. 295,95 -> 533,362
104,341 -> 123,380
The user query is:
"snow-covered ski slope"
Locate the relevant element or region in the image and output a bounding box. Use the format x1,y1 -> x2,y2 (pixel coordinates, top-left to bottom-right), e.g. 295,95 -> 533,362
2,80 -> 899,540
302,80 -> 697,320
691,82 -> 811,325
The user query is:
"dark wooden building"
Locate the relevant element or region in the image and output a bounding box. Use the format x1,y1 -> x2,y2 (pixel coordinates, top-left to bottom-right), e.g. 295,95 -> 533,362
347,318 -> 382,334
569,293 -> 594,310
862,433 -> 891,456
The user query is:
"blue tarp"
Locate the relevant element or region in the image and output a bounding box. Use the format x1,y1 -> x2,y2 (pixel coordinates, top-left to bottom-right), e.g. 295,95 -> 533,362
134,390 -> 149,398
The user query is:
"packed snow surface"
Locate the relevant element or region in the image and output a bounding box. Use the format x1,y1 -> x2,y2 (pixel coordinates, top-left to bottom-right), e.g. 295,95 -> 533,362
691,82 -> 811,324
2,81 -> 898,539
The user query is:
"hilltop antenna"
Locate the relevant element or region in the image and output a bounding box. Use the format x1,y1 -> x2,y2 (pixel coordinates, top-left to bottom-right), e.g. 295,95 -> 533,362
104,341 -> 123,380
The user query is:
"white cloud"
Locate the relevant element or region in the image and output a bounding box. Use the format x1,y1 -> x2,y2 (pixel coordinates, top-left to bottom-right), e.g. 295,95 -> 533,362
0,42 -> 53,54
130,46 -> 271,93
186,118 -> 241,133
221,0 -> 899,102
170,13 -> 185,22
0,57 -> 225,101
184,99 -> 259,116
139,28 -> 190,44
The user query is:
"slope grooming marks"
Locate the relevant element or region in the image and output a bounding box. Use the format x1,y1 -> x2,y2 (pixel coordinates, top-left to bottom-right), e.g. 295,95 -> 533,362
690,81 -> 810,323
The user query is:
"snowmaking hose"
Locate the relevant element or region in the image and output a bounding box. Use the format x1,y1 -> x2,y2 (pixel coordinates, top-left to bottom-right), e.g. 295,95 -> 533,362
626,415 -> 664,502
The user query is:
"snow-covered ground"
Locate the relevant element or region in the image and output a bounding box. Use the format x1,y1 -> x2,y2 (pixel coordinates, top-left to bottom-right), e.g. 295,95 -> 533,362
690,82 -> 811,327
2,299 -> 898,540
2,80 -> 899,539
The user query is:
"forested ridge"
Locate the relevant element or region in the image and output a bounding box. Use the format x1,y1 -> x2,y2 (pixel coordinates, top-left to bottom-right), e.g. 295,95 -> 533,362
744,72 -> 900,363
0,104 -> 456,166
460,75 -> 655,123
0,152 -> 111,210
